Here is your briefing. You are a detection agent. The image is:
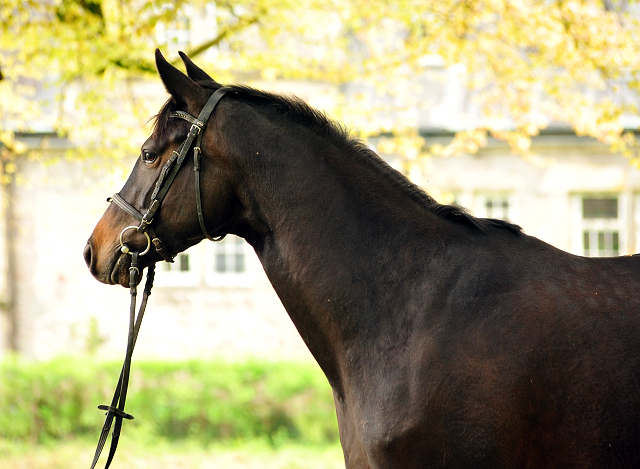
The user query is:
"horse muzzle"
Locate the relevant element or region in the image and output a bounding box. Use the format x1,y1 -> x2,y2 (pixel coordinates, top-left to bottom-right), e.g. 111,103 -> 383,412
83,230 -> 149,287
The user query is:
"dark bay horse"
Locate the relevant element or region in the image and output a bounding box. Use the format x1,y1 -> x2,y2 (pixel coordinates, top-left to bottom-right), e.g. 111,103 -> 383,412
84,50 -> 640,469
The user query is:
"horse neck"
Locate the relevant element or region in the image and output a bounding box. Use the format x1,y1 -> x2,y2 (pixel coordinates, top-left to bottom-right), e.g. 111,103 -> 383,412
235,128 -> 440,283
227,109 -> 448,388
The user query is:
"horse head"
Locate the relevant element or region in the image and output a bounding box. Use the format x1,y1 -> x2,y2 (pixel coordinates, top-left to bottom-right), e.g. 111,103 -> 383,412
84,50 -> 240,287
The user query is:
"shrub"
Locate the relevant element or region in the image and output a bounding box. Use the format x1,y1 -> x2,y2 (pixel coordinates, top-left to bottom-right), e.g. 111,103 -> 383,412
0,356 -> 338,446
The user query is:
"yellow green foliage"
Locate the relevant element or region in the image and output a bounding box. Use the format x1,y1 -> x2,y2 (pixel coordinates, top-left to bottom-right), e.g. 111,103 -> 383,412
2,0 -> 640,165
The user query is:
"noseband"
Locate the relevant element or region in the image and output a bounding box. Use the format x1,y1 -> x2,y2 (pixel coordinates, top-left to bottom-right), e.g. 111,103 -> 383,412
108,86 -> 231,262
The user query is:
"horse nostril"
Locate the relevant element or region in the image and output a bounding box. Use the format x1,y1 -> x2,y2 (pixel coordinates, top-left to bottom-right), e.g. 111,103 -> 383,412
83,242 -> 92,268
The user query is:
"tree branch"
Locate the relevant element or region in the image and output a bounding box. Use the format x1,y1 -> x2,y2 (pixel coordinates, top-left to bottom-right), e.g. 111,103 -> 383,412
176,13 -> 264,63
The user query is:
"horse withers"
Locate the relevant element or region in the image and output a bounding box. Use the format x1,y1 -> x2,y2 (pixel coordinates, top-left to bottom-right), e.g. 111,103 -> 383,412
84,50 -> 640,469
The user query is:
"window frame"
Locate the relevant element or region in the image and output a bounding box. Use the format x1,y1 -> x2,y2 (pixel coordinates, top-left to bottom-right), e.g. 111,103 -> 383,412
153,247 -> 202,287
571,193 -> 628,257
204,235 -> 255,288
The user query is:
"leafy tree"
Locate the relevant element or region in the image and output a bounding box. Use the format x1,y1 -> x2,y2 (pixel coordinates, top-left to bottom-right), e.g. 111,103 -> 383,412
342,0 -> 640,160
1,0 -> 640,167
1,0 -> 639,352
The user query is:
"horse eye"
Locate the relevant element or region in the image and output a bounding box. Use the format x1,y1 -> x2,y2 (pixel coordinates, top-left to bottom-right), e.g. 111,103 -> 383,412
142,150 -> 158,164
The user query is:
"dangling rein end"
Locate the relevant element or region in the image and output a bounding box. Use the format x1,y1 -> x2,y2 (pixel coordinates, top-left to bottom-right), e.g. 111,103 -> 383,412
89,250 -> 155,469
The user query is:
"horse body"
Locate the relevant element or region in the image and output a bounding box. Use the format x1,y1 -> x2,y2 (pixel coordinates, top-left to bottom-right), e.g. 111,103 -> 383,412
226,93 -> 640,468
257,188 -> 640,468
84,51 -> 640,468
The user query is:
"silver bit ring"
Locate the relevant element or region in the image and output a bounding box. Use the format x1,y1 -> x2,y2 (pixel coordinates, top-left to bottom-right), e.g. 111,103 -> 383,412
119,226 -> 151,256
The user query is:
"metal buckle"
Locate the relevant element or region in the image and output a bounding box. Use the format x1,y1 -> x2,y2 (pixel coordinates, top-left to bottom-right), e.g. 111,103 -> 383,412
190,123 -> 203,135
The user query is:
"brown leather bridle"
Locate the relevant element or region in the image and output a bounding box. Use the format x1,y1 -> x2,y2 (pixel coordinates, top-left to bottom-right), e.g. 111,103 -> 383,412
89,87 -> 231,469
108,86 -> 232,262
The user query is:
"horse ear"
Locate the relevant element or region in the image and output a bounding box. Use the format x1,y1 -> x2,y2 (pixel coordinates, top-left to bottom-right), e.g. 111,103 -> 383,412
178,51 -> 220,85
155,48 -> 205,107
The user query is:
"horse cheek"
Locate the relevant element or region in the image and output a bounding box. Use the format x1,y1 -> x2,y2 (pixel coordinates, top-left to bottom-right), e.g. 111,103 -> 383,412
206,173 -> 236,227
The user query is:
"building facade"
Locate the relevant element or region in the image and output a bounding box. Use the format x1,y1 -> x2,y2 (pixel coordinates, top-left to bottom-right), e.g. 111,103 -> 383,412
2,126 -> 639,361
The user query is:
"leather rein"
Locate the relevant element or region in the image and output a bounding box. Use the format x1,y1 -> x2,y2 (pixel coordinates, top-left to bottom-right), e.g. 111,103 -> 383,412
89,87 -> 231,469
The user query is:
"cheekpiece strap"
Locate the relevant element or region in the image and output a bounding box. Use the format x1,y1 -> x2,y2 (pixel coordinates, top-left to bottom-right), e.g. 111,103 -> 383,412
170,87 -> 232,242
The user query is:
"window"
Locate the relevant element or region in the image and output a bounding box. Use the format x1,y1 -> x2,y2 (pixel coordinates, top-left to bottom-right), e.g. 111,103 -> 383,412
156,9 -> 192,54
205,235 -> 255,287
484,197 -> 510,220
582,197 -> 618,219
151,236 -> 255,288
165,253 -> 191,273
573,195 -> 625,257
474,193 -> 513,221
213,237 -> 246,274
154,5 -> 220,61
154,249 -> 201,287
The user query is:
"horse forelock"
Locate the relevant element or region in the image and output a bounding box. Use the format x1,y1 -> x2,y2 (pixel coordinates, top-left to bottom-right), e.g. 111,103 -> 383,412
150,97 -> 182,141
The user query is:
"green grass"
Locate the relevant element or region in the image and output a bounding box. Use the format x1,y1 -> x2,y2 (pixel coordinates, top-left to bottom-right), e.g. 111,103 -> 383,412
0,437 -> 345,469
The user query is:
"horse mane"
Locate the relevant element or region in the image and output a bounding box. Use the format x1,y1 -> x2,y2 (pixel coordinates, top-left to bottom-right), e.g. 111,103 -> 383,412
154,81 -> 522,235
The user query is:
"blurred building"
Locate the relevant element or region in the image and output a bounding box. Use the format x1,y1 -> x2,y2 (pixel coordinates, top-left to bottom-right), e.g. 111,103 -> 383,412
2,10 -> 640,360
3,110 -> 639,360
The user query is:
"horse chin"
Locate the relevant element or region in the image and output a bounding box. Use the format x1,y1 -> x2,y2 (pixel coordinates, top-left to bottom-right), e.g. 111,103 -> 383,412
109,252 -> 142,288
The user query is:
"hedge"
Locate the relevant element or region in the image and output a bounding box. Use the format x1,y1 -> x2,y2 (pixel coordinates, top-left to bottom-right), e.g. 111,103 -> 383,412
0,356 -> 339,445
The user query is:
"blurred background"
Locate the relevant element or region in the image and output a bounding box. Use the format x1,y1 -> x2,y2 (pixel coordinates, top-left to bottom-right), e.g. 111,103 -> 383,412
2,0 -> 640,467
